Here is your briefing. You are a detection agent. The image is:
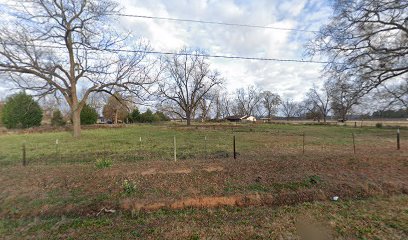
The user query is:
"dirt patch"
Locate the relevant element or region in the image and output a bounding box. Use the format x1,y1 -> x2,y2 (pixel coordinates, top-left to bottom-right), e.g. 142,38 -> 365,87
141,168 -> 192,176
121,190 -> 328,212
203,166 -> 224,172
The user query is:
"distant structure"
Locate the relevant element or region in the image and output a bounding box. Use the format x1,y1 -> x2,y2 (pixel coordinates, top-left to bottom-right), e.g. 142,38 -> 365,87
225,115 -> 256,122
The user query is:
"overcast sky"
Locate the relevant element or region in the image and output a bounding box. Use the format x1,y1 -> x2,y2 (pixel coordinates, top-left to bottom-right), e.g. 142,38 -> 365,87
0,0 -> 333,101
116,0 -> 333,101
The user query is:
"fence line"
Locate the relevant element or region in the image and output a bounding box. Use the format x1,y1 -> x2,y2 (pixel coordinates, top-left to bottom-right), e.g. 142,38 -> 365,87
2,128 -> 403,167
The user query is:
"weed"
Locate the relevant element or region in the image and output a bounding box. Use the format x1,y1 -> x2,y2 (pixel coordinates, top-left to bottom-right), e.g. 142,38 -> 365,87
95,158 -> 112,169
123,179 -> 137,195
307,175 -> 322,185
190,234 -> 200,240
375,123 -> 383,128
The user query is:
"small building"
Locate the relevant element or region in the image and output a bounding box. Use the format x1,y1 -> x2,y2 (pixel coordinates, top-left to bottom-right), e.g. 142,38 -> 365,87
97,116 -> 106,124
225,115 -> 256,122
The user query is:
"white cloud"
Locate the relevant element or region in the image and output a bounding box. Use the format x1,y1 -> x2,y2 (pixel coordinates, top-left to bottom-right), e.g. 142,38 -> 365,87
0,0 -> 331,100
115,0 -> 331,99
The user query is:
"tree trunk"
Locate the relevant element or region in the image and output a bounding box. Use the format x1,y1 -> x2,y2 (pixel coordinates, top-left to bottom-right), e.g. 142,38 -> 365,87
72,108 -> 81,138
186,113 -> 191,126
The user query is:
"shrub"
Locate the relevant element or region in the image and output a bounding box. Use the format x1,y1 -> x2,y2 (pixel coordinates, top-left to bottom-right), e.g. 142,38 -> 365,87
1,92 -> 43,129
51,109 -> 66,127
130,108 -> 141,123
375,123 -> 383,128
80,104 -> 98,125
139,109 -> 157,123
155,111 -> 170,121
95,158 -> 112,169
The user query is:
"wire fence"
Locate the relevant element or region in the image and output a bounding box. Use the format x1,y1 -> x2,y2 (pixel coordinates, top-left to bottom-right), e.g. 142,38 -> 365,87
0,125 -> 404,167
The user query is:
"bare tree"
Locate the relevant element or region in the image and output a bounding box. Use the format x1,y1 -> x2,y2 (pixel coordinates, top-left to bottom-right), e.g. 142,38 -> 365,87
158,49 -> 223,126
378,80 -> 408,109
260,91 -> 281,120
197,92 -> 216,122
309,0 -> 408,96
102,93 -> 129,124
281,99 -> 299,121
304,85 -> 331,122
234,85 -> 262,116
327,79 -> 361,120
213,91 -> 232,119
0,0 -> 156,137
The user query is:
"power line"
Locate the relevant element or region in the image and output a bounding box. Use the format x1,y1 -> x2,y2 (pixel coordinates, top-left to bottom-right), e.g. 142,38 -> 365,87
112,13 -> 319,33
1,3 -> 319,33
1,43 -> 330,64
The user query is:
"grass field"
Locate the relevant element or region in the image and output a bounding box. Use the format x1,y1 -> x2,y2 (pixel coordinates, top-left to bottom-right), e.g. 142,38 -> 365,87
0,123 -> 407,239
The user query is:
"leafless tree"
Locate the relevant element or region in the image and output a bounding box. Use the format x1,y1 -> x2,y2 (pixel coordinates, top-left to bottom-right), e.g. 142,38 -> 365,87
327,79 -> 361,120
102,93 -> 129,124
304,85 -> 331,122
260,91 -> 281,119
213,91 -> 232,119
85,91 -> 109,114
158,49 -> 223,126
234,85 -> 262,116
197,91 -> 216,121
309,0 -> 408,97
0,0 -> 157,137
378,80 -> 408,109
281,99 -> 299,121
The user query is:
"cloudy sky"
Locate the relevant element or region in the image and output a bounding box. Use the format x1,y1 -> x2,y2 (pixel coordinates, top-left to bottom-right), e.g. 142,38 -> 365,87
0,0 -> 333,101
116,0 -> 333,100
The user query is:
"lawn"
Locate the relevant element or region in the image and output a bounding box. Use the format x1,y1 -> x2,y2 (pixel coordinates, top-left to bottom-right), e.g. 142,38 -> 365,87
0,122 -> 407,239
0,122 -> 404,166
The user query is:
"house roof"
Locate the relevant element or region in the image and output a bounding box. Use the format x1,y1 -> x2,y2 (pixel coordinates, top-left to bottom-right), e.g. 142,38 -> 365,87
226,115 -> 255,120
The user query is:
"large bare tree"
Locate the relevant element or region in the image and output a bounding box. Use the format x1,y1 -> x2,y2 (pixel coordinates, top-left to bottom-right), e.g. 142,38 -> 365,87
304,85 -> 331,122
309,0 -> 408,96
260,91 -> 281,119
281,99 -> 300,121
0,0 -> 156,137
234,85 -> 262,116
158,49 -> 223,126
327,79 -> 361,120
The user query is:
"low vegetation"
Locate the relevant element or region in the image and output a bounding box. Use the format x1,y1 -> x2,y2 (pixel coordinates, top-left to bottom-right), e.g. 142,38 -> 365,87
1,92 -> 43,129
0,123 -> 406,238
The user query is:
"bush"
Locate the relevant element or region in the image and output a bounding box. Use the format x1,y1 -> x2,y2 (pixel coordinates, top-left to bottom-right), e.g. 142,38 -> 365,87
155,111 -> 170,121
139,109 -> 157,123
129,108 -> 141,123
80,104 -> 98,125
375,123 -> 383,128
1,92 -> 43,129
130,108 -> 170,123
51,109 -> 66,127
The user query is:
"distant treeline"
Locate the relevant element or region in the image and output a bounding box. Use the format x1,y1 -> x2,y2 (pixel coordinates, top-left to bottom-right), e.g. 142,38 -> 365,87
371,109 -> 408,119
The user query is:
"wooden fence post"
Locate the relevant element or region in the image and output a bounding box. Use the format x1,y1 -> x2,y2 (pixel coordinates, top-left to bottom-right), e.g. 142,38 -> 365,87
397,128 -> 400,150
174,136 -> 177,162
204,136 -> 207,159
233,135 -> 236,159
22,142 -> 26,166
302,132 -> 305,155
352,133 -> 356,154
55,139 -> 59,161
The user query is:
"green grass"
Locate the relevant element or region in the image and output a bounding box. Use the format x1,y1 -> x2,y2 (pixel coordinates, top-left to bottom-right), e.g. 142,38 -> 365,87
0,123 -> 401,166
